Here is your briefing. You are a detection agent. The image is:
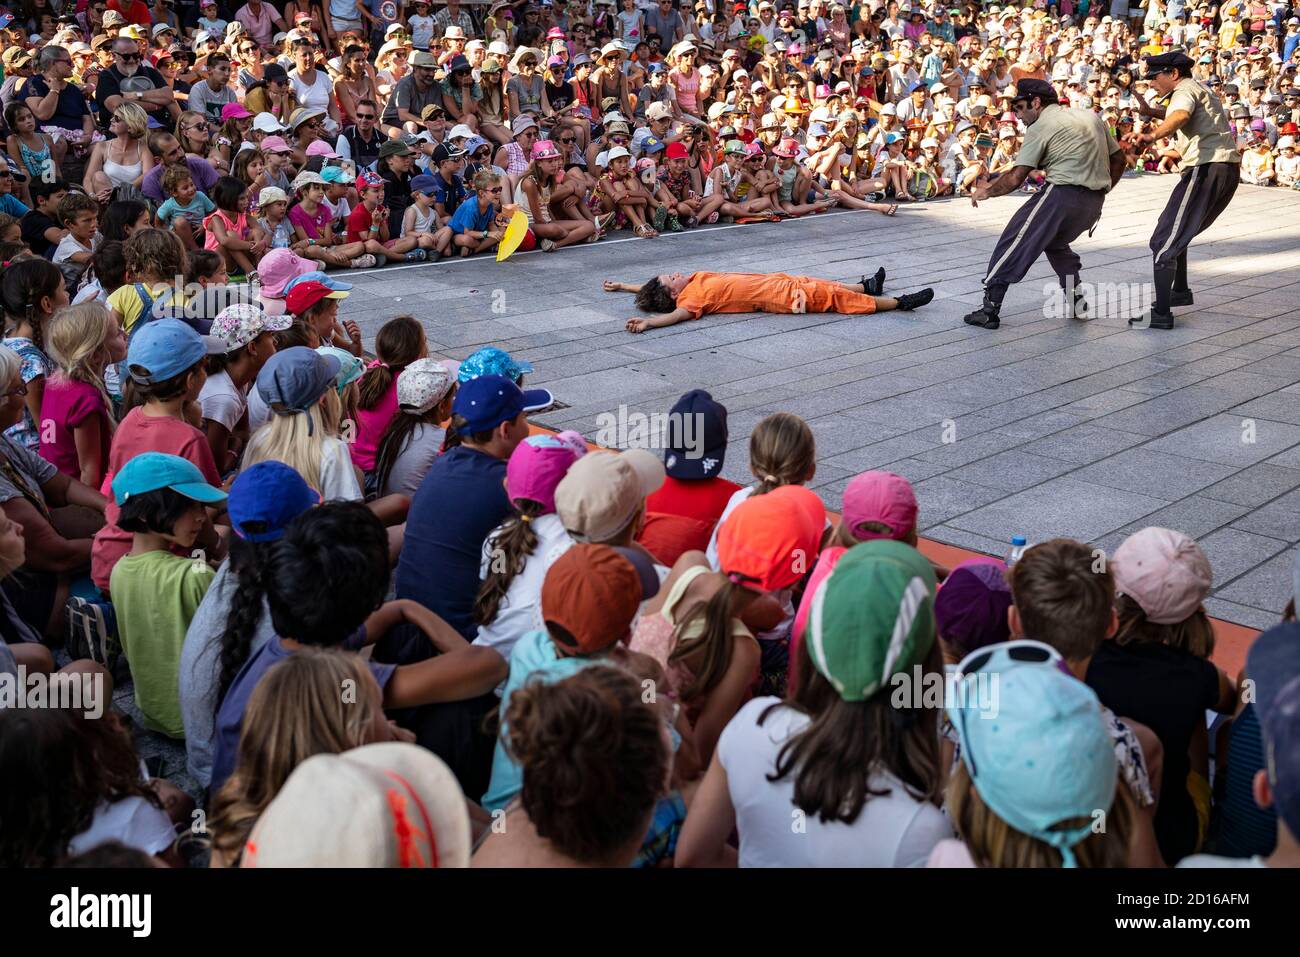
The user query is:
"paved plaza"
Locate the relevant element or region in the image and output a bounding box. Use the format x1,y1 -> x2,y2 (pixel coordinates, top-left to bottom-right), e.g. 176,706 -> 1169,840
337,175 -> 1300,630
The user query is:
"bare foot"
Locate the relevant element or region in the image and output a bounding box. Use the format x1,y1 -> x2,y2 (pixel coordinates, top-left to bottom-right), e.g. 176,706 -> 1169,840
625,317 -> 649,333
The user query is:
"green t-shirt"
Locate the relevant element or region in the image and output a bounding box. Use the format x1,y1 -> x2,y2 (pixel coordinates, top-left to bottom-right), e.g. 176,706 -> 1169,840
110,549 -> 215,738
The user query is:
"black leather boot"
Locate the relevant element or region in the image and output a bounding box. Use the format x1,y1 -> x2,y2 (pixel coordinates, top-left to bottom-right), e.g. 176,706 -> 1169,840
964,293 -> 1001,329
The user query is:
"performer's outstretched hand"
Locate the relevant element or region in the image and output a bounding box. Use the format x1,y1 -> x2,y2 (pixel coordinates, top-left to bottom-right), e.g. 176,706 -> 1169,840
626,317 -> 649,333
970,184 -> 989,208
604,280 -> 621,292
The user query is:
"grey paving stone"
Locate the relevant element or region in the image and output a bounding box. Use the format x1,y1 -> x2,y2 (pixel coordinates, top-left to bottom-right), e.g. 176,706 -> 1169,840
1201,598 -> 1285,632
1196,527 -> 1290,589
1072,447 -> 1237,499
945,477 -> 1170,543
1229,393 -> 1300,426
922,524 -> 1013,559
1213,546 -> 1300,615
1200,463 -> 1300,507
911,429 -> 1032,469
1142,414 -> 1300,467
947,450 -> 1078,492
1230,487 -> 1300,543
1017,423 -> 1152,464
910,476 -> 1010,527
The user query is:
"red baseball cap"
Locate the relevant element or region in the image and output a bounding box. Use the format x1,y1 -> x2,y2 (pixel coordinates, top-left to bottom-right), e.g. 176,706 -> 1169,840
842,470 -> 918,542
665,141 -> 689,160
541,544 -> 660,653
717,485 -> 825,593
286,280 -> 348,315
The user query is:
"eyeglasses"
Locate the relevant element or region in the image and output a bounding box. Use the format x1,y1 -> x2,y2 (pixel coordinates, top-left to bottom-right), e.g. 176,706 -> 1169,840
484,186 -> 503,193
610,136 -> 629,144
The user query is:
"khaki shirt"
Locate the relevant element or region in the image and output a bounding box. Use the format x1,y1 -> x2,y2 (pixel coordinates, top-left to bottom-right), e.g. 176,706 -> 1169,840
1165,78 -> 1242,169
1013,103 -> 1122,192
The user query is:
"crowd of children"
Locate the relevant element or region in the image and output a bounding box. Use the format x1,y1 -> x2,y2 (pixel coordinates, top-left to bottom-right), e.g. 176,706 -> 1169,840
0,0 -> 1298,870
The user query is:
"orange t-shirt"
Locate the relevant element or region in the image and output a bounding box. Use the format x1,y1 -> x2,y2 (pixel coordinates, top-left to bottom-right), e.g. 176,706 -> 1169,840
674,272 -> 877,319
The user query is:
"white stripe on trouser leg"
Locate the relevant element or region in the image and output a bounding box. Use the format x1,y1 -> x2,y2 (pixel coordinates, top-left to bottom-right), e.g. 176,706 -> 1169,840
984,183 -> 1055,286
1154,165 -> 1201,266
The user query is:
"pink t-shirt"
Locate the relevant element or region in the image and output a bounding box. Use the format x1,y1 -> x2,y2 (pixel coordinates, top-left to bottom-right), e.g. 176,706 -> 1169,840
38,376 -> 111,488
350,379 -> 398,473
788,545 -> 846,695
926,839 -> 977,868
91,407 -> 221,592
288,202 -> 332,242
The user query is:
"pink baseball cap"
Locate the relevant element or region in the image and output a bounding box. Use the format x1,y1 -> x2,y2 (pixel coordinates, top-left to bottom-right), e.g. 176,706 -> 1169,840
1112,527 -> 1212,625
260,135 -> 293,154
505,431 -> 587,515
306,140 -> 339,157
841,471 -> 918,542
258,248 -> 317,299
221,102 -> 253,121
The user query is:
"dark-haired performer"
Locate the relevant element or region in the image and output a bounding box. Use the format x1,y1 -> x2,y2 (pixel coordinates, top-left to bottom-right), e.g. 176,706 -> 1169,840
1129,50 -> 1241,330
964,78 -> 1128,331
604,267 -> 934,333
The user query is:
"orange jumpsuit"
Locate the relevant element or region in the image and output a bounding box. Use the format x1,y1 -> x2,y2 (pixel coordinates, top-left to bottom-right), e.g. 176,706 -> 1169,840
673,272 -> 878,320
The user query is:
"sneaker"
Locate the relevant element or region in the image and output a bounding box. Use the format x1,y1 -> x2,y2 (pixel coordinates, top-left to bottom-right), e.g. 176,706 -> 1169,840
682,215 -> 698,229
350,254 -> 378,268
652,204 -> 669,231
895,288 -> 934,312
540,238 -> 556,252
1169,288 -> 1194,307
963,306 -> 1000,329
667,215 -> 683,232
404,249 -> 427,263
66,595 -> 126,681
861,267 -> 886,296
1127,309 -> 1175,330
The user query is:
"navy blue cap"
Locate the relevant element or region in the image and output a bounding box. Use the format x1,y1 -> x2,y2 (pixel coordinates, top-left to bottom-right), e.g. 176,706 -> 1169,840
227,461 -> 320,542
1248,622 -> 1300,722
663,389 -> 728,480
256,346 -> 341,415
410,173 -> 438,194
452,374 -> 552,435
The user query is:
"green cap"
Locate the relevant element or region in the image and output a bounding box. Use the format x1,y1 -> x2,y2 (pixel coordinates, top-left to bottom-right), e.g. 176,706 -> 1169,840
724,139 -> 748,155
805,539 -> 937,702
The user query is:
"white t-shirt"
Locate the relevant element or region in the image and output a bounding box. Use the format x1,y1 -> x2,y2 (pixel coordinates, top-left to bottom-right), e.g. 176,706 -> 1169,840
472,512 -> 573,661
718,697 -> 952,868
1177,854 -> 1269,868
319,435 -> 363,501
198,369 -> 246,433
66,794 -> 176,859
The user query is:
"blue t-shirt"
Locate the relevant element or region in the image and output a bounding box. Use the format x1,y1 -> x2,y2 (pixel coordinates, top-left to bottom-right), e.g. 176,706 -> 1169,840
0,195 -> 30,217
209,628 -> 388,794
432,171 -> 467,216
392,444 -> 511,641
448,199 -> 496,236
481,629 -> 599,810
157,192 -> 217,228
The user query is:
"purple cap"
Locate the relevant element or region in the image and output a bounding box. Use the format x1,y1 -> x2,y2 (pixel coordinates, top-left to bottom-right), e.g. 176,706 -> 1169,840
934,558 -> 1012,657
505,431 -> 586,514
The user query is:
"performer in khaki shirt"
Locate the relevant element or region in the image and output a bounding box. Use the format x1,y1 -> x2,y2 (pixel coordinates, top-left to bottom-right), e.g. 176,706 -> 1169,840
1130,50 -> 1242,329
964,79 -> 1128,331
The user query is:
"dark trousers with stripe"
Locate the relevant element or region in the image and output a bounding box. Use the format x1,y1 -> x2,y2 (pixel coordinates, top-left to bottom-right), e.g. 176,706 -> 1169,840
982,183 -> 1107,309
1150,161 -> 1239,312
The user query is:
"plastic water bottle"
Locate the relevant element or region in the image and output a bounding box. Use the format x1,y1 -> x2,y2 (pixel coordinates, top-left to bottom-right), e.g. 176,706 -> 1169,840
1006,535 -> 1028,568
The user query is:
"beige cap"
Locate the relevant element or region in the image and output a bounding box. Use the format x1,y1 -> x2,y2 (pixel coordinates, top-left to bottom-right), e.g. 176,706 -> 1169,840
241,743 -> 471,868
555,449 -> 665,543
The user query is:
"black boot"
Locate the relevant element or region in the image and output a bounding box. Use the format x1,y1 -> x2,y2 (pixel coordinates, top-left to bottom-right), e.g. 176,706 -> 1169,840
896,288 -> 933,312
1127,309 -> 1176,330
860,267 -> 886,296
1130,263 -> 1177,329
1061,275 -> 1090,321
964,291 -> 1001,329
1171,251 -> 1192,305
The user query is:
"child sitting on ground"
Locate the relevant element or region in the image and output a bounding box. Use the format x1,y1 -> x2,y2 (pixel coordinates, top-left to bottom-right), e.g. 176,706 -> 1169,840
373,357 -> 458,499
445,169 -> 507,258
200,304 -> 291,473
157,165 -> 216,250
110,451 -> 226,739
52,192 -> 101,293
39,302 -> 126,489
254,186 -> 294,250
350,315 -> 428,482
107,229 -> 188,339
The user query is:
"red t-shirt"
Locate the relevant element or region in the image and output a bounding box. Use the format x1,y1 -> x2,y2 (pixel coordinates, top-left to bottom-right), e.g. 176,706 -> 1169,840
107,0 -> 153,25
346,203 -> 382,244
91,407 -> 222,592
637,475 -> 741,565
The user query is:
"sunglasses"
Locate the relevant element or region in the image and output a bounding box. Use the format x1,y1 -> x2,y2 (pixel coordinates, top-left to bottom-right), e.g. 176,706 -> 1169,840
116,52 -> 141,62
610,136 -> 629,144
558,136 -> 576,143
356,113 -> 377,119
484,186 -> 503,193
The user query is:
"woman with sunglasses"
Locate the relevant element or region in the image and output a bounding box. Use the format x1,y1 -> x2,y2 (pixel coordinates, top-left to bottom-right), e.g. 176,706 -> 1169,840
288,38 -> 342,137
440,54 -> 482,134
507,46 -> 547,121
374,40 -> 411,106
676,540 -> 951,868
541,56 -> 589,151
591,41 -> 633,119
475,60 -> 512,148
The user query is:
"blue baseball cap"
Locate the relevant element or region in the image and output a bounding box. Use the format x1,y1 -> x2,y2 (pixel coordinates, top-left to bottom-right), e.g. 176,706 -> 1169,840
1247,621 -> 1300,722
410,173 -> 438,195
126,317 -> 224,384
227,461 -> 320,542
111,452 -> 227,506
465,135 -> 491,155
647,62 -> 665,74
807,121 -> 829,137
452,374 -> 552,435
256,346 -> 341,415
948,649 -> 1117,867
283,271 -> 352,295
457,346 -> 534,383
320,165 -> 355,185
